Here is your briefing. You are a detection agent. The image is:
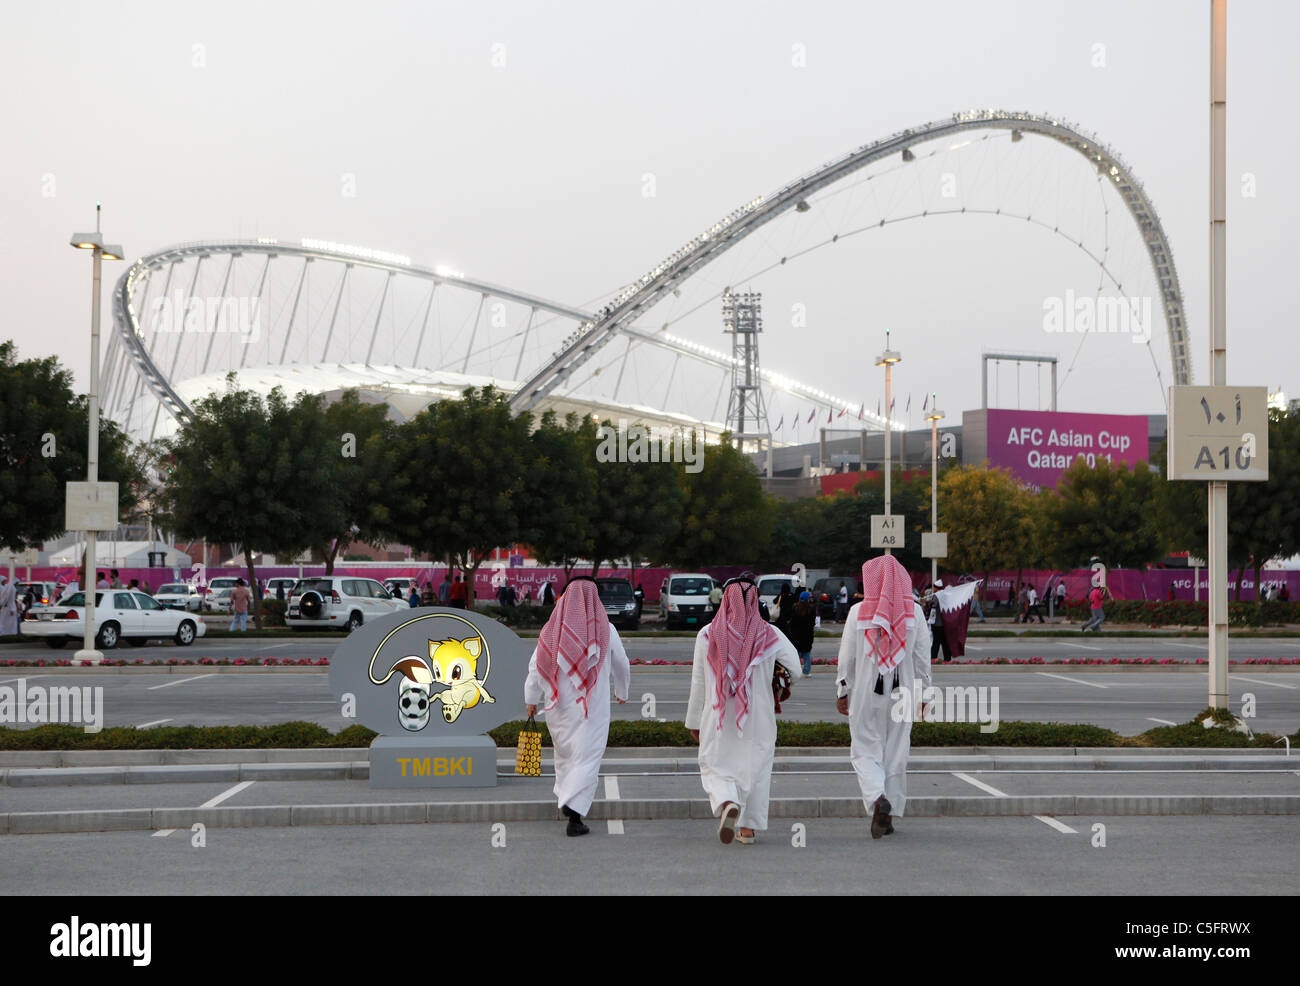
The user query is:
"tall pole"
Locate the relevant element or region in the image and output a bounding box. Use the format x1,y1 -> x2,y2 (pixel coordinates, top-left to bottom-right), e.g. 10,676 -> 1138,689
1208,0 -> 1229,709
876,333 -> 902,556
930,407 -> 939,586
77,237 -> 103,664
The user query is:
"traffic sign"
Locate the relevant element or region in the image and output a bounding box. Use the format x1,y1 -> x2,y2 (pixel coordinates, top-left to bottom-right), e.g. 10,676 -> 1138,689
922,532 -> 948,558
870,514 -> 905,549
64,481 -> 119,532
1167,386 -> 1268,481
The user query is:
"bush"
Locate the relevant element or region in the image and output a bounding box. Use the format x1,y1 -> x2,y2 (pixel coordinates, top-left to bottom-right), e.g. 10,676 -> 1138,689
477,603 -> 556,629
1064,599 -> 1299,627
257,598 -> 287,627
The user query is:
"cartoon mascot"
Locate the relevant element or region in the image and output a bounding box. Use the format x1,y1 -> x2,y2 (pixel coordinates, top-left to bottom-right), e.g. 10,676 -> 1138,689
370,624 -> 495,730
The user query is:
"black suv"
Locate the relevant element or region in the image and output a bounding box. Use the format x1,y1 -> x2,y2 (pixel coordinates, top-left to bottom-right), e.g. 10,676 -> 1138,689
595,578 -> 640,631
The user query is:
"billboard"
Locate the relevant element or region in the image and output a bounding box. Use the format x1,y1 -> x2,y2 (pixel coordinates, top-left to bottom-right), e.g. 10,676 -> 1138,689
983,408 -> 1149,489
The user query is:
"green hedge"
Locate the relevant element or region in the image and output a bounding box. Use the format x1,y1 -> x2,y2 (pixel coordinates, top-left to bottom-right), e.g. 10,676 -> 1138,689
476,603 -> 557,628
1064,599 -> 1300,627
1,711 -> 1292,750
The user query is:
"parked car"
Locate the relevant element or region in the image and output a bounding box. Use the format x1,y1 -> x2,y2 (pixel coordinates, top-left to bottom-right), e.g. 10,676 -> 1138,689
383,577 -> 418,599
594,577 -> 640,631
23,590 -> 206,649
203,587 -> 235,614
755,573 -> 796,617
811,576 -> 863,620
662,573 -> 716,630
263,577 -> 298,600
155,582 -> 203,612
286,576 -> 405,632
16,581 -> 59,608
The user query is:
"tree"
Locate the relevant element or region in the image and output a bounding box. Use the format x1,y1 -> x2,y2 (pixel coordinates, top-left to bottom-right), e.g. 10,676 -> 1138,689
586,427 -> 685,573
937,463 -> 1033,599
525,411 -> 598,580
388,387 -> 536,608
757,495 -> 832,571
0,341 -> 145,552
663,438 -> 771,570
1043,457 -> 1170,571
163,378 -> 344,629
315,391 -> 397,574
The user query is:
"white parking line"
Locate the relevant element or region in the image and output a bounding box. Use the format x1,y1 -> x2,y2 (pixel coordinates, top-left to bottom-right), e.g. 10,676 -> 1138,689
136,718 -> 173,729
152,829 -> 176,838
261,643 -> 294,649
147,673 -> 216,691
1033,815 -> 1078,834
951,772 -> 1008,797
1233,675 -> 1297,690
1061,643 -> 1103,651
199,780 -> 255,809
1035,671 -> 1109,689
1147,717 -> 1178,726
604,775 -> 624,835
0,675 -> 45,685
1161,642 -> 1205,650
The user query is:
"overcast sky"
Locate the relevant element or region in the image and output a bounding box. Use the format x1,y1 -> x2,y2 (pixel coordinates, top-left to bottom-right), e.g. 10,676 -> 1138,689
3,0 -> 1296,429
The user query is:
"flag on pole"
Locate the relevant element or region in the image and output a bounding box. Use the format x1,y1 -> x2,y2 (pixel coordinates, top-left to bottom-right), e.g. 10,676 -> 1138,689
807,408 -> 815,424
906,394 -> 911,413
837,407 -> 846,418
890,396 -> 896,412
827,409 -> 833,424
858,403 -> 864,421
922,392 -> 928,411
935,580 -> 982,658
775,415 -> 783,432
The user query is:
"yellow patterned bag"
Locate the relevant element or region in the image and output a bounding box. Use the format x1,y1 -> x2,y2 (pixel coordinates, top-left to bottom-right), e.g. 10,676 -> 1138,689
515,716 -> 543,776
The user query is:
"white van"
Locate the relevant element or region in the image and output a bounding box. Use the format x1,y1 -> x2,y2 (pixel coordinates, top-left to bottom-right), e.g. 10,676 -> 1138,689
756,573 -> 797,617
662,573 -> 716,630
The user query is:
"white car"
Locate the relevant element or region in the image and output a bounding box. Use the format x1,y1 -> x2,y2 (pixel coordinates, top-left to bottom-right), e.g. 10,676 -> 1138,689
286,576 -> 405,632
204,587 -> 235,614
23,590 -> 207,649
155,582 -> 203,612
263,577 -> 298,600
756,572 -> 797,617
662,573 -> 716,630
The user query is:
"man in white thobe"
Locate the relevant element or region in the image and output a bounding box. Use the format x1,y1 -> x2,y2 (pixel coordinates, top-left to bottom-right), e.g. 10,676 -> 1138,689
837,555 -> 933,839
524,578 -> 630,836
0,577 -> 17,636
686,578 -> 802,844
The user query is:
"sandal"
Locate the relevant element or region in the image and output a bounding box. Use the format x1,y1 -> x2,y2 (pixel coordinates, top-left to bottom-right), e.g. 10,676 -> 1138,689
717,802 -> 740,844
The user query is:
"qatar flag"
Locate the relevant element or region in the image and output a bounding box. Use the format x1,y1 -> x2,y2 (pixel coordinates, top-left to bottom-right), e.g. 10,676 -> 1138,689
935,580 -> 982,658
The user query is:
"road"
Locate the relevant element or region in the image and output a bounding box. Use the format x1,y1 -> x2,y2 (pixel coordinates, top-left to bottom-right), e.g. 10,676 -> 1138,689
2,666 -> 1296,736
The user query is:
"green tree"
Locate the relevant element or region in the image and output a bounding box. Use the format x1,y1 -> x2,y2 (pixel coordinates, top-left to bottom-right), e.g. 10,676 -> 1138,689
587,426 -> 685,573
757,495 -> 831,571
163,378 -> 344,628
1043,457 -> 1169,571
0,342 -> 144,552
937,463 -> 1032,599
388,387 -> 536,608
526,411 -> 598,580
315,391 -> 397,574
663,439 -> 771,569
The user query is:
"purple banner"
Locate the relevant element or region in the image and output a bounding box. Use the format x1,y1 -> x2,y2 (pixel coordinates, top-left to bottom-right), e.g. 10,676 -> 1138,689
985,408 -> 1149,488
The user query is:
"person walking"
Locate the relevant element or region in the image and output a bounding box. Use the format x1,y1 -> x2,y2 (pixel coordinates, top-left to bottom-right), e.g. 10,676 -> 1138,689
685,577 -> 801,846
110,569 -> 123,589
837,554 -> 933,839
784,590 -> 817,676
1082,584 -> 1107,632
926,581 -> 952,663
407,583 -> 420,608
1055,581 -> 1067,615
448,575 -> 468,609
437,577 -> 451,604
524,577 -> 630,837
542,579 -> 555,607
0,577 -> 17,637
229,579 -> 252,632
1026,584 -> 1045,623
835,581 -> 849,622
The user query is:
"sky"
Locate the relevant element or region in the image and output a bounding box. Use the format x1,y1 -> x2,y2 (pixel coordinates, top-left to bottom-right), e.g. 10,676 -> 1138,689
3,0 -> 1296,430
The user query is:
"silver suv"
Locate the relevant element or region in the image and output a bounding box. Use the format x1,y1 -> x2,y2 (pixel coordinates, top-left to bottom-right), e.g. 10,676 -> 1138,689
286,576 -> 404,632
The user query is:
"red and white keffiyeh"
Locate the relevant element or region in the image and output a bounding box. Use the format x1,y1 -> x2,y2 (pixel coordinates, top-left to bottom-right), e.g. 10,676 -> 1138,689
536,580 -> 611,718
706,581 -> 781,732
857,555 -> 916,674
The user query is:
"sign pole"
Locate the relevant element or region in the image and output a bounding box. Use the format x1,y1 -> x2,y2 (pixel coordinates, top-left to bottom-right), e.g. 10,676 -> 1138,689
1208,0 -> 1228,709
875,334 -> 901,556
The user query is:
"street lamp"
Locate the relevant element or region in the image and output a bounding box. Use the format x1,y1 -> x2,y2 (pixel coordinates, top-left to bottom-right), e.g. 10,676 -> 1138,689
925,399 -> 945,585
875,332 -> 902,554
69,205 -> 125,666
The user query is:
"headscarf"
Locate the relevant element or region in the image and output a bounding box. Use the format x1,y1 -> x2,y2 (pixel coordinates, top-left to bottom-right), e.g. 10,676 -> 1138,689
857,555 -> 915,676
705,580 -> 781,732
535,579 -> 611,718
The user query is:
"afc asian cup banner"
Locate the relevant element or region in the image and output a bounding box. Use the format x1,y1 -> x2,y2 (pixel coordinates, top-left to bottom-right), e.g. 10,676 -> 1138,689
985,409 -> 1149,489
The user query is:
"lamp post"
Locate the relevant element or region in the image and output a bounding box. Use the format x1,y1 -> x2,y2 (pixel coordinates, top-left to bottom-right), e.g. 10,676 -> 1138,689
875,333 -> 902,554
69,205 -> 125,666
926,398 -> 944,585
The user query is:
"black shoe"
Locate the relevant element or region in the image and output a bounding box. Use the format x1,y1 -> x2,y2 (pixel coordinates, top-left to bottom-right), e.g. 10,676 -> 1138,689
870,796 -> 893,839
561,805 -> 579,822
566,818 -> 590,837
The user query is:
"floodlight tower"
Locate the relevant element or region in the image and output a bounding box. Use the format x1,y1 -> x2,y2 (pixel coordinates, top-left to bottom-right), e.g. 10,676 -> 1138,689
722,290 -> 772,475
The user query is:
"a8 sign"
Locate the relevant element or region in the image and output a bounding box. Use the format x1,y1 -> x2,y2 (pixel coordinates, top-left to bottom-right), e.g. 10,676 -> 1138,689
1166,385 -> 1269,481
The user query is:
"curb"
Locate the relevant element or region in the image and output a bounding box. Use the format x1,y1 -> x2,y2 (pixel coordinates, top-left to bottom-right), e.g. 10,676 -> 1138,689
1,748 -> 1293,783
4,794 -> 1299,834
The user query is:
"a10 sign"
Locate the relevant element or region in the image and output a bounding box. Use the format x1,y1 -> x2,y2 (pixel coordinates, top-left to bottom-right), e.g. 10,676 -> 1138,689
1166,385 -> 1269,481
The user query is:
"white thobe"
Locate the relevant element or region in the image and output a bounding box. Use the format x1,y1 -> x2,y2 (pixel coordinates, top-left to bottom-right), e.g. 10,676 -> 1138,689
836,600 -> 932,817
685,626 -> 801,832
0,582 -> 16,635
524,627 -> 631,817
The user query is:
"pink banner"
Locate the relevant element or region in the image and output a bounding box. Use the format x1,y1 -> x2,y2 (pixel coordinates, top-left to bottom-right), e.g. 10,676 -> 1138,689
985,408 -> 1149,489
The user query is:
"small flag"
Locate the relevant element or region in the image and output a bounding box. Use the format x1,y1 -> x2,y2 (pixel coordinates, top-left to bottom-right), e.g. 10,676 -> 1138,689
922,393 -> 928,411
827,409 -> 833,424
906,394 -> 911,413
858,403 -> 864,421
837,407 -> 846,418
807,408 -> 815,424
775,415 -> 784,432
890,397 -> 896,412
